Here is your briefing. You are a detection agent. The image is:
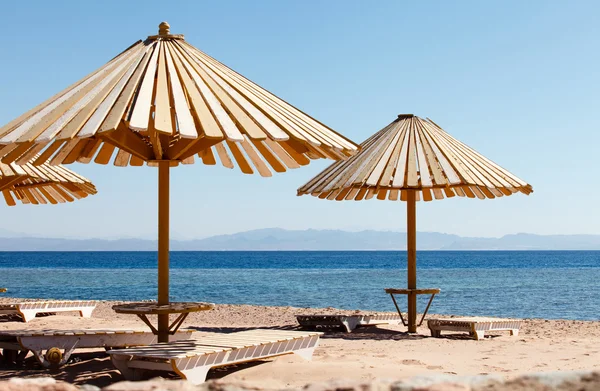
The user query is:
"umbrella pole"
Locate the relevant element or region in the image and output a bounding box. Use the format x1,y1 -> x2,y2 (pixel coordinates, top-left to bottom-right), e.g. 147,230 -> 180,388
407,191 -> 417,333
158,161 -> 170,343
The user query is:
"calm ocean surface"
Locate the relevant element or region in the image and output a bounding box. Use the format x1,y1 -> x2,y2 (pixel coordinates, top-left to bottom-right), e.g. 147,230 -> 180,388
0,251 -> 598,321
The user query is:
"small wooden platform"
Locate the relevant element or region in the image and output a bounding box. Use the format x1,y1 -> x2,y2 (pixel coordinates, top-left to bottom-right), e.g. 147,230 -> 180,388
0,301 -> 96,322
108,329 -> 322,384
0,328 -> 194,367
427,318 -> 523,340
112,302 -> 214,336
296,314 -> 403,332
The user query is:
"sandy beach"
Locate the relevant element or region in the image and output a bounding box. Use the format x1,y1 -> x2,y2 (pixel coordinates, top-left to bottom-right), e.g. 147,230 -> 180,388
0,298 -> 598,389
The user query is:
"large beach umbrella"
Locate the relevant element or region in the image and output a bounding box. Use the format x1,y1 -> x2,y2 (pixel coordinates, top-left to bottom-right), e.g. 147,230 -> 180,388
0,159 -> 96,206
298,114 -> 532,332
0,22 -> 358,341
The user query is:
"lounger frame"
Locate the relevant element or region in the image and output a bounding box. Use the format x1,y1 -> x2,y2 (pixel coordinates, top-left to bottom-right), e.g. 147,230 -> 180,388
296,314 -> 402,332
427,318 -> 523,340
0,301 -> 96,322
109,329 -> 321,384
0,329 -> 193,367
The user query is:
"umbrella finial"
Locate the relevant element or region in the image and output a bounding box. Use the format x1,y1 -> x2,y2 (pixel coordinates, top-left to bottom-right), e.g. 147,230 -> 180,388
158,22 -> 170,36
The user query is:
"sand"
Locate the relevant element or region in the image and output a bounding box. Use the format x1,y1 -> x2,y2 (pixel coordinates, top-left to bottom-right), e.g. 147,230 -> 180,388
0,298 -> 599,389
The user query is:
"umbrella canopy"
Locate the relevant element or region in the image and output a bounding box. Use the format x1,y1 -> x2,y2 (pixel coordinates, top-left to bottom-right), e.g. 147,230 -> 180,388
298,114 -> 533,332
0,22 -> 359,342
0,22 -> 356,169
0,160 -> 96,206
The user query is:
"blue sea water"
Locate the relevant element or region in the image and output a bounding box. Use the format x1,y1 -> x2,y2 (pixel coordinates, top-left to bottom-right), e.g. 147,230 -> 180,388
0,251 -> 598,321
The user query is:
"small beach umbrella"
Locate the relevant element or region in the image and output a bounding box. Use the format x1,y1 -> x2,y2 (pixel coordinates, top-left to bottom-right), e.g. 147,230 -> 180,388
0,159 -> 96,206
0,22 -> 358,341
297,114 -> 532,332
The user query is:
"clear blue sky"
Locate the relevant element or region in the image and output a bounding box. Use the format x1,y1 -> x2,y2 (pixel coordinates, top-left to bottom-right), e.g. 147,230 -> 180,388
1,0 -> 598,239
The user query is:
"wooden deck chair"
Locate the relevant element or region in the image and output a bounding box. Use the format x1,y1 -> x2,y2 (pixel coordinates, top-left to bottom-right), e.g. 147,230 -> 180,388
296,314 -> 403,332
0,329 -> 194,368
108,329 -> 322,384
428,318 -> 523,340
0,301 -> 97,322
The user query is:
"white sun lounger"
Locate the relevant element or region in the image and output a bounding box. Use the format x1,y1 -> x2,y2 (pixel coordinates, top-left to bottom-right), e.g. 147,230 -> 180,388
296,314 -> 403,332
0,300 -> 97,322
0,329 -> 194,368
108,329 -> 322,384
427,318 -> 523,340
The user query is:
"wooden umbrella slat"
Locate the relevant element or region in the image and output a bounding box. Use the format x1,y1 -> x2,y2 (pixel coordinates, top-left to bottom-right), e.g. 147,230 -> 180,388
240,136 -> 272,177
226,141 -> 253,174
77,139 -> 104,163
406,120 -> 419,187
250,140 -> 286,173
129,41 -> 161,132
391,123 -> 413,188
414,129 -> 433,187
2,190 -> 16,206
261,139 -> 300,169
277,141 -> 311,166
94,143 -> 117,165
164,44 -> 196,139
198,148 -> 217,165
153,42 -> 173,135
213,143 -> 234,169
114,149 -> 131,167
129,155 -> 144,166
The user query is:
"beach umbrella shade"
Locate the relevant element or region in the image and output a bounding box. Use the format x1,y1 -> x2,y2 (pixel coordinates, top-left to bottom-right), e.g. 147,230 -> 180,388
0,22 -> 359,341
0,159 -> 96,206
297,114 -> 533,332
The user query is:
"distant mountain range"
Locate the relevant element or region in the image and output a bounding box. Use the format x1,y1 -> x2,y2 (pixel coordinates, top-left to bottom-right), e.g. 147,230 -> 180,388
0,228 -> 600,251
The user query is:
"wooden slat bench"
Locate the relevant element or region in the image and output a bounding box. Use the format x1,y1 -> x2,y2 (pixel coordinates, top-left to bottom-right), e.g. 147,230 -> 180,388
296,314 -> 403,332
0,328 -> 194,367
108,329 -> 322,384
427,318 -> 523,340
0,300 -> 97,322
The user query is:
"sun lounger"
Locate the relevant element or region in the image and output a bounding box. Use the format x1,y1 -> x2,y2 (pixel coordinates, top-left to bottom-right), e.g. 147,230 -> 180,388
0,329 -> 194,368
108,329 -> 322,384
0,300 -> 96,322
427,318 -> 523,340
296,314 -> 403,332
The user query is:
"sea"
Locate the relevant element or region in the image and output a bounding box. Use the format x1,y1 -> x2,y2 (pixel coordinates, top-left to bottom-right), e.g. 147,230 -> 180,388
0,251 -> 598,321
